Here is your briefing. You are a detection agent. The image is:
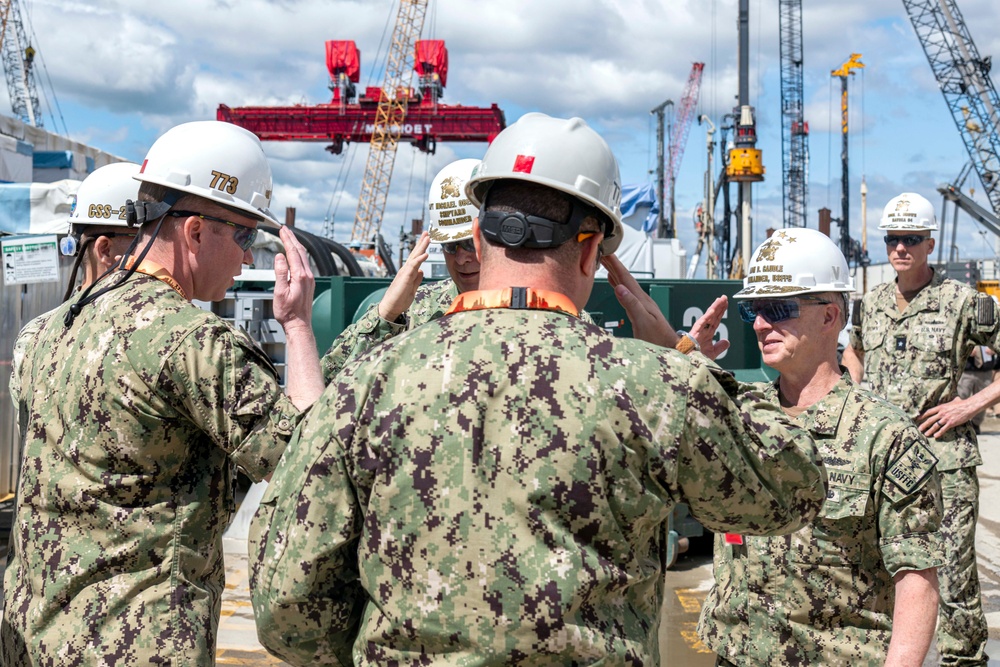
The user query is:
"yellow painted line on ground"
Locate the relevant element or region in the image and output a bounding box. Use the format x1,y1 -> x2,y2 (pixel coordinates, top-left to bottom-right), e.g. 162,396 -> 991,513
676,588 -> 714,654
676,589 -> 704,614
680,622 -> 714,654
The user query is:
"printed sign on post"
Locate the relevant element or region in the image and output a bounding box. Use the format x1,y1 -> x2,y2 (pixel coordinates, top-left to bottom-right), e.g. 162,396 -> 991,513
2,234 -> 59,285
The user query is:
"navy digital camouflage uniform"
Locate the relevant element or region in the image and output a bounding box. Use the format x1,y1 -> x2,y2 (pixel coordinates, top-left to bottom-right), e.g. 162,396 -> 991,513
321,278 -> 458,383
250,301 -> 828,666
2,271 -> 304,665
698,374 -> 943,665
849,269 -> 999,665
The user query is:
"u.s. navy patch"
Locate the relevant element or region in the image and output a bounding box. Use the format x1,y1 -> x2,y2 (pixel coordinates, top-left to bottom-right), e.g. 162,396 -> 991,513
886,440 -> 938,495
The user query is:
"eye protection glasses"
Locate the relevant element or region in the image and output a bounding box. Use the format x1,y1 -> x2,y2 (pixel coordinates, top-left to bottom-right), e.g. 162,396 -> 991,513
441,238 -> 476,255
738,295 -> 832,324
883,234 -> 927,247
168,210 -> 258,251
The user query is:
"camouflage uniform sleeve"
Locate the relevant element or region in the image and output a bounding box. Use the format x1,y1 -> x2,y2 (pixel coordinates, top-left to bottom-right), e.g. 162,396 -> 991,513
848,294 -> 866,351
161,323 -> 302,481
877,425 -> 944,576
320,303 -> 406,384
9,313 -> 49,432
673,363 -> 827,536
249,383 -> 364,667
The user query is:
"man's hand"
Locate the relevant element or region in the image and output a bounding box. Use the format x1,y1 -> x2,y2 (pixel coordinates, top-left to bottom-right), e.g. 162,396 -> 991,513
603,255 -> 731,360
603,254 -> 676,348
688,295 -> 731,360
918,397 -> 977,438
273,225 -> 316,333
378,232 -> 431,322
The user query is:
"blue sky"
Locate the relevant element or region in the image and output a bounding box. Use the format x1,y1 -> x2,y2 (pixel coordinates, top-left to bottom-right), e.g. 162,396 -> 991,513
14,0 -> 1000,269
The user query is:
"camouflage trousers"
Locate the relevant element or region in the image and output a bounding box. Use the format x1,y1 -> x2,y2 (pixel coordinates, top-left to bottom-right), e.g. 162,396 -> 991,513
937,466 -> 988,666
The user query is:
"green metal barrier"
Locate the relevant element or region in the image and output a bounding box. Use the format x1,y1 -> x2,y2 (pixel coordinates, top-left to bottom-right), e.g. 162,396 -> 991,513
312,276 -> 774,381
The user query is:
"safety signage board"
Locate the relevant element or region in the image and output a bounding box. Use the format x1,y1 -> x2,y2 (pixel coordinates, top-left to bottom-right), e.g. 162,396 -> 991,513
2,234 -> 59,285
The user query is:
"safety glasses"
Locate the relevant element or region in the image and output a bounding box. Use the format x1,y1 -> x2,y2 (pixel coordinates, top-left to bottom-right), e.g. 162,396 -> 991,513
738,295 -> 832,324
168,210 -> 258,251
441,238 -> 476,255
883,234 -> 927,247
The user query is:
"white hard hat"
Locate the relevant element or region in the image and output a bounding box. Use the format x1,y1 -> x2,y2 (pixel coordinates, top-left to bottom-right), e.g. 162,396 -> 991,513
427,159 -> 479,243
879,192 -> 938,231
135,120 -> 278,227
465,112 -> 624,254
735,227 -> 854,298
69,162 -> 141,228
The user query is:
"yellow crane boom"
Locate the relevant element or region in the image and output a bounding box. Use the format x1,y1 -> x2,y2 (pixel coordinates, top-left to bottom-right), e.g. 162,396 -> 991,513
351,0 -> 429,244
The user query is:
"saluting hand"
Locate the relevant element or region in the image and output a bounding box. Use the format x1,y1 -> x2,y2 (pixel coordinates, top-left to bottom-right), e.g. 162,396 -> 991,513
378,232 -> 431,322
273,225 -> 316,333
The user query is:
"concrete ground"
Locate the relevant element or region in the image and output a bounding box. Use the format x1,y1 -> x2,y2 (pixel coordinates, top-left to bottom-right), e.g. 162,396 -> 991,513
206,414 -> 1000,663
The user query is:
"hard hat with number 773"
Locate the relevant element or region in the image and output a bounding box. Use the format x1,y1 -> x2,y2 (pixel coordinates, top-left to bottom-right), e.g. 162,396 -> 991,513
878,192 -> 938,231
69,162 -> 141,228
134,120 -> 279,227
465,112 -> 624,254
427,159 -> 479,243
735,227 -> 853,298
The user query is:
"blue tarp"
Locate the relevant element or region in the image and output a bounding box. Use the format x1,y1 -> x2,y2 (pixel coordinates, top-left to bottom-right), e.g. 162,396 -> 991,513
620,182 -> 659,233
0,183 -> 33,233
33,151 -> 73,170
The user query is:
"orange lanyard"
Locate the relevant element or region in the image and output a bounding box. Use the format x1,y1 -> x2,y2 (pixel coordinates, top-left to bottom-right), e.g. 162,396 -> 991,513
124,256 -> 188,300
446,288 -> 579,317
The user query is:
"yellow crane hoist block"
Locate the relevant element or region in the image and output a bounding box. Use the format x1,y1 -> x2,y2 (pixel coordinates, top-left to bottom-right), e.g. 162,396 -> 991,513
727,147 -> 765,182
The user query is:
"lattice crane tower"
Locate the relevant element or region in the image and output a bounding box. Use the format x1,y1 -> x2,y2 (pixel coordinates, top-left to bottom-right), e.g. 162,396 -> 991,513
661,62 -> 704,239
0,0 -> 41,127
779,0 -> 807,227
903,0 -> 1000,215
351,0 -> 429,244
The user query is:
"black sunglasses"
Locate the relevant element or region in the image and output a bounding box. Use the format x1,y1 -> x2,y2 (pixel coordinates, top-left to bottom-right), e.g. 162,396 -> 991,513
883,234 -> 928,247
738,295 -> 832,324
168,210 -> 258,251
441,239 -> 476,255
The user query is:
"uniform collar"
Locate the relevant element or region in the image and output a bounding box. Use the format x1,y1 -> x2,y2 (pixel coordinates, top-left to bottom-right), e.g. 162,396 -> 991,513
890,267 -> 944,314
446,287 -> 579,316
124,256 -> 188,300
765,371 -> 854,436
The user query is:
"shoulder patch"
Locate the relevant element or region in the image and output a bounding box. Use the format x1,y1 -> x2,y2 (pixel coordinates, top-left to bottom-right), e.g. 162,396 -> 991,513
975,292 -> 996,327
886,440 -> 937,495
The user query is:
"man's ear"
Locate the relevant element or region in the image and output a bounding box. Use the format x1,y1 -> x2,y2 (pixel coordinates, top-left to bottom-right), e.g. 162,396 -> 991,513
182,215 -> 205,254
579,233 -> 603,276
472,217 -> 482,261
94,235 -> 116,269
927,237 -> 936,254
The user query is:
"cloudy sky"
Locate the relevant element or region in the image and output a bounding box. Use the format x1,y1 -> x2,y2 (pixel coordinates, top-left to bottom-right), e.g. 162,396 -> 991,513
15,0 -> 1000,270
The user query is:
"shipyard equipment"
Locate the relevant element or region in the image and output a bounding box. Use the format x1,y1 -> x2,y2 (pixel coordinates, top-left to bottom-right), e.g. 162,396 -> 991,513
778,0 -> 808,228
0,0 -> 41,127
830,53 -> 865,266
659,62 -> 704,239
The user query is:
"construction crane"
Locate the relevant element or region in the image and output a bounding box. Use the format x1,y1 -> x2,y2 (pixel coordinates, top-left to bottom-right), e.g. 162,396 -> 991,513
831,53 -> 864,264
903,0 -> 1000,216
352,0 -> 428,244
778,0 -> 808,228
660,62 -> 704,239
0,0 -> 41,127
220,15 -> 506,249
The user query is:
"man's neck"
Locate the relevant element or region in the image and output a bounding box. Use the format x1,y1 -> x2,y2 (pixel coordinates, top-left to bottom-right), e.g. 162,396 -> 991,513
777,358 -> 842,410
896,263 -> 934,295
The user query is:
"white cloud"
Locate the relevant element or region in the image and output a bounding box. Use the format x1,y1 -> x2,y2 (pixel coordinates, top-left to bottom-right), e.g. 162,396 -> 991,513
6,0 -> 1000,262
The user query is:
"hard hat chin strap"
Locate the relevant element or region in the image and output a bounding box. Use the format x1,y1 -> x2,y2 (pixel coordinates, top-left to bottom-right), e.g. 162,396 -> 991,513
64,192 -> 181,327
